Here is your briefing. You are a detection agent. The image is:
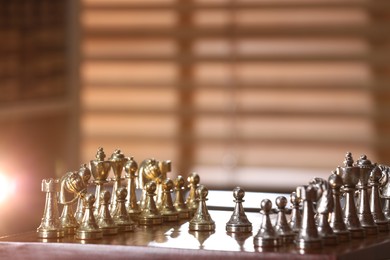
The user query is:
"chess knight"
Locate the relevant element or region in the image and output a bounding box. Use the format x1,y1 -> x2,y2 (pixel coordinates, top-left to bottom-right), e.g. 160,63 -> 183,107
378,164 -> 390,219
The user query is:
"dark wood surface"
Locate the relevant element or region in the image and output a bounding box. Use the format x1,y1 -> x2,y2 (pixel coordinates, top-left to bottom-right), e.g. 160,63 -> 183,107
0,210 -> 390,260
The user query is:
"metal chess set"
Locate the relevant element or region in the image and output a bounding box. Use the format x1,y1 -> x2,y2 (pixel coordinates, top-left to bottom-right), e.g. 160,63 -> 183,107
37,148 -> 390,250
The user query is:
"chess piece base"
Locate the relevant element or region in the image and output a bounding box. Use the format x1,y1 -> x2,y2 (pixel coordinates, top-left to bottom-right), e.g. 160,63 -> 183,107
333,230 -> 351,242
117,224 -> 135,232
101,227 -> 119,235
178,211 -> 191,219
138,216 -> 163,226
349,228 -> 365,239
37,229 -> 65,239
254,237 -> 280,248
321,234 -> 338,246
189,222 -> 215,231
375,221 -> 389,232
129,212 -> 141,222
296,238 -> 322,250
62,226 -> 77,236
162,213 -> 179,222
362,225 -> 378,236
75,230 -> 103,240
226,224 -> 252,233
279,233 -> 295,245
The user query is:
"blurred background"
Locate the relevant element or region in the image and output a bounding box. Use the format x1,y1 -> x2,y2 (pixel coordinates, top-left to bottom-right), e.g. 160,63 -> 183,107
0,0 -> 389,235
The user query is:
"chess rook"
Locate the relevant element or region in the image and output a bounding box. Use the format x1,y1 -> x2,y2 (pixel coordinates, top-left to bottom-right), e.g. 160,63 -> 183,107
226,187 -> 252,233
253,199 -> 280,248
189,185 -> 215,231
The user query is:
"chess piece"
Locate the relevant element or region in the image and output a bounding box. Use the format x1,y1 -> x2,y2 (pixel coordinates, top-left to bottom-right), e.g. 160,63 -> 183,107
253,199 -> 280,248
137,158 -> 162,209
310,178 -> 338,246
90,147 -> 111,216
289,191 -> 302,233
109,149 -> 127,214
59,203 -> 78,236
226,187 -> 252,233
378,164 -> 390,220
37,179 -> 64,238
356,154 -> 378,235
336,152 -> 365,239
186,172 -> 200,216
328,171 -> 351,242
124,156 -> 141,221
76,193 -> 103,240
74,164 -> 92,224
97,190 -> 118,235
189,185 -> 215,231
156,160 -> 171,208
138,181 -> 163,225
159,178 -> 179,222
295,185 -> 322,250
274,196 -> 295,245
173,175 -> 191,219
112,187 -> 136,231
369,165 -> 389,232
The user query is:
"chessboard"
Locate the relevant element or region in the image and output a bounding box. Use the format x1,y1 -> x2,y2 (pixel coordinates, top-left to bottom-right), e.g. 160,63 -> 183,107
0,204 -> 389,260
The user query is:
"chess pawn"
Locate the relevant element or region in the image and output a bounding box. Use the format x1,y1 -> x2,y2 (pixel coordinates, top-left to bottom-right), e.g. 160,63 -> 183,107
37,179 -> 64,238
336,152 -> 365,239
90,147 -> 111,216
274,196 -> 295,245
156,160 -> 171,208
112,187 -> 136,231
138,158 -> 161,209
253,199 -> 280,248
369,165 -> 389,232
159,178 -> 179,222
310,178 -> 338,246
59,203 -> 78,236
226,187 -> 252,233
173,175 -> 191,219
138,181 -> 163,225
109,149 -> 126,214
328,171 -> 351,242
189,185 -> 215,231
97,190 -> 118,235
74,164 -> 92,224
186,172 -> 200,216
295,185 -> 322,250
356,154 -> 378,235
289,191 -> 302,233
124,156 -> 141,221
76,193 -> 103,240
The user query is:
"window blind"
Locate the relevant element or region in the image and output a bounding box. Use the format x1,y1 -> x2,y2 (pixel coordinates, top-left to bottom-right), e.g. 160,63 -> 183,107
80,0 -> 390,191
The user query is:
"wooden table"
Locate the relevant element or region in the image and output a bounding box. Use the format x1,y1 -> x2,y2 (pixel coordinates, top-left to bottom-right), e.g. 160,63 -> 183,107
0,210 -> 389,260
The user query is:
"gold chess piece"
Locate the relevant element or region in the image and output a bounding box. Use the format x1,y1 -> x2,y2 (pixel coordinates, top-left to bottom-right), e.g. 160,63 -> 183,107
138,158 -> 162,209
109,149 -> 127,214
74,164 -> 92,224
186,172 -> 200,217
173,175 -> 191,219
156,160 -> 171,208
59,203 -> 78,236
138,181 -> 163,225
274,196 -> 295,245
189,185 -> 215,231
76,193 -> 103,240
159,178 -> 179,222
112,187 -> 136,232
125,156 -> 141,221
90,147 -> 111,216
226,187 -> 252,233
97,190 -> 118,235
253,199 -> 280,248
37,179 -> 64,238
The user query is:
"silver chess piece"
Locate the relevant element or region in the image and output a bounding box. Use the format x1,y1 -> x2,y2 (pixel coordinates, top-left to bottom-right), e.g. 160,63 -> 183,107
76,193 -> 103,240
369,165 -> 389,232
310,178 -> 338,246
173,175 -> 191,219
356,154 -> 378,235
189,185 -> 215,231
125,156 -> 141,221
336,152 -> 365,239
295,185 -> 322,250
289,191 -> 302,233
274,196 -> 294,245
37,179 -> 64,238
328,171 -> 351,242
378,164 -> 390,220
253,199 -> 280,248
109,149 -> 127,214
226,187 -> 252,233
